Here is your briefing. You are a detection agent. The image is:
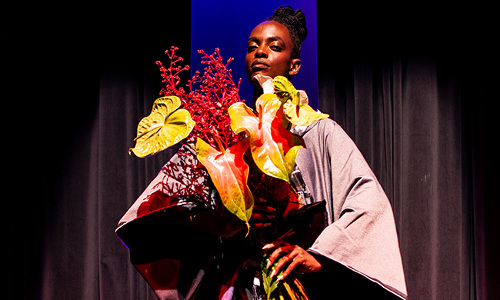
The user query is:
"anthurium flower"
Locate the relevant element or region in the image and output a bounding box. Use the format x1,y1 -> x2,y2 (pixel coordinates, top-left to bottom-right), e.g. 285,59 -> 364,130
282,97 -> 329,127
273,76 -> 329,127
196,137 -> 254,229
129,96 -> 195,158
229,96 -> 301,183
272,75 -> 301,105
253,74 -> 274,94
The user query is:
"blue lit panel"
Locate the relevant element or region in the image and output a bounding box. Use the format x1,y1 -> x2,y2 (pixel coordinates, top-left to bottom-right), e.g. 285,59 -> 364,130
191,0 -> 318,109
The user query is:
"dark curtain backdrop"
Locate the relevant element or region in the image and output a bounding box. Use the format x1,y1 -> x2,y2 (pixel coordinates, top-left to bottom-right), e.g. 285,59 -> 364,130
4,1 -> 499,299
316,2 -> 499,299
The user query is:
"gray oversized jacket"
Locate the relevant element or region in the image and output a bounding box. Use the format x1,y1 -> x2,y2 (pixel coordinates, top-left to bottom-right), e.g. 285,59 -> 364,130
292,118 -> 407,299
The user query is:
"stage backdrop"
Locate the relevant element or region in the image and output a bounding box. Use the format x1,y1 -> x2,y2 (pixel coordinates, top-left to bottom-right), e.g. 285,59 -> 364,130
191,0 -> 318,109
5,1 -> 499,299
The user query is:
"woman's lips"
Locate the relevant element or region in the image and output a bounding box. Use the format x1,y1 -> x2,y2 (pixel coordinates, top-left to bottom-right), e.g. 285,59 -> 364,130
251,60 -> 269,70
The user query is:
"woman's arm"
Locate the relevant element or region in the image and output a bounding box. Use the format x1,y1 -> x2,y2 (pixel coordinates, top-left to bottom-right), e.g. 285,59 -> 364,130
283,119 -> 407,298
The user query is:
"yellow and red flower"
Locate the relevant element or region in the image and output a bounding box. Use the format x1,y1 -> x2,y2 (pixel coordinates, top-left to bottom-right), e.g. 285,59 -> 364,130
196,137 -> 253,230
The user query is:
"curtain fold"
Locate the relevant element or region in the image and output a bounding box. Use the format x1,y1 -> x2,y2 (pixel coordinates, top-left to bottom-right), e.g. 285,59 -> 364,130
316,2 -> 500,298
5,1 -> 191,299
317,53 -> 472,299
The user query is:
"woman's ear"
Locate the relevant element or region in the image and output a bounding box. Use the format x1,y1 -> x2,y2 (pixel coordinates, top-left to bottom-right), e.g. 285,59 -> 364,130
288,59 -> 301,76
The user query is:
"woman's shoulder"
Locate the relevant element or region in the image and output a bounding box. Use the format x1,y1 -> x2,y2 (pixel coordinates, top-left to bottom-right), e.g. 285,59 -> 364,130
300,118 -> 359,154
301,118 -> 343,139
315,117 -> 338,130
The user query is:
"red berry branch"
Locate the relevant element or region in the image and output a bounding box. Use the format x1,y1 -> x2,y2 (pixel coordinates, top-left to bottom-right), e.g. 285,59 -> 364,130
156,46 -> 243,150
156,46 -> 190,98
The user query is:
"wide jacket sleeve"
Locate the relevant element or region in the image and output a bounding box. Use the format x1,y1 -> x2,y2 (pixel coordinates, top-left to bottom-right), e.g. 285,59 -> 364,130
294,119 -> 407,299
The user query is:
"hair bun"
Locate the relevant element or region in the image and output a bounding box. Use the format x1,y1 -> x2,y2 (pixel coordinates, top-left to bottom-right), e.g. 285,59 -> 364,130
292,8 -> 307,43
271,5 -> 307,43
266,5 -> 307,58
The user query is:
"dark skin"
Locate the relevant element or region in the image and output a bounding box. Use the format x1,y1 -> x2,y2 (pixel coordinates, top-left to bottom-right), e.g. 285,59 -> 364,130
246,21 -> 301,103
245,20 -> 322,282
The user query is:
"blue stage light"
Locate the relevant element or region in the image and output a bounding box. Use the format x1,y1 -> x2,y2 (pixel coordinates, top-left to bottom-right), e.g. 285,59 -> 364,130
191,0 -> 318,110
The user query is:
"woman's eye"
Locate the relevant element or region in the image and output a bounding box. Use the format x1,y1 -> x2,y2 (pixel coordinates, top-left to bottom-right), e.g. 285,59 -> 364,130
247,45 -> 257,53
270,45 -> 282,52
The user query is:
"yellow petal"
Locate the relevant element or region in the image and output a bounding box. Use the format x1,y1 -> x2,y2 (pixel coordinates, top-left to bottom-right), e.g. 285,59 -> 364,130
273,75 -> 300,105
273,76 -> 329,127
228,102 -> 257,135
129,96 -> 195,157
283,101 -> 329,127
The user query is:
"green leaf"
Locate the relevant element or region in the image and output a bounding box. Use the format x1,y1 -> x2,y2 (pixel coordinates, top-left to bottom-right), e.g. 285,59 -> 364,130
262,255 -> 282,300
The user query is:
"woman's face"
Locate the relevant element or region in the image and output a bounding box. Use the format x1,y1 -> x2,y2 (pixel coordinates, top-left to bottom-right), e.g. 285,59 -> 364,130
245,21 -> 301,87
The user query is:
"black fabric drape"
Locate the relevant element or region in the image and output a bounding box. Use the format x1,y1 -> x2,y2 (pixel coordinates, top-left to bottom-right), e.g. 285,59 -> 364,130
318,55 -> 469,298
5,1 -> 499,299
5,1 -> 190,299
317,2 -> 499,299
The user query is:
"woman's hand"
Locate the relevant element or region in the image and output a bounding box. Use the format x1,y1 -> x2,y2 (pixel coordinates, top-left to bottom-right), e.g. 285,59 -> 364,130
250,201 -> 276,229
263,240 -> 322,281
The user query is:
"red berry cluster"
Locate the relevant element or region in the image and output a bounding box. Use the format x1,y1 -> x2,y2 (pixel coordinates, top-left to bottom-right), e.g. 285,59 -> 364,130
156,46 -> 243,150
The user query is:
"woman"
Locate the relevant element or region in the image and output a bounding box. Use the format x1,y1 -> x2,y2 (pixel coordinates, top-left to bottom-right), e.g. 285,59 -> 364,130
244,6 -> 407,299
117,5 -> 407,300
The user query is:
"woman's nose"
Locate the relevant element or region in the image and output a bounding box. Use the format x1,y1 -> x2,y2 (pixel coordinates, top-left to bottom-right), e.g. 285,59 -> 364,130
255,46 -> 268,58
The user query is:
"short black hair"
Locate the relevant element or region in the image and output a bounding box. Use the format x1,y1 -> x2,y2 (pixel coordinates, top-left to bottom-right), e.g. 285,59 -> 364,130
266,5 -> 307,58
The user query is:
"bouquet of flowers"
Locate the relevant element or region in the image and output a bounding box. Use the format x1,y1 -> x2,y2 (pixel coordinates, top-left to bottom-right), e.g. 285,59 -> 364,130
123,46 -> 328,300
